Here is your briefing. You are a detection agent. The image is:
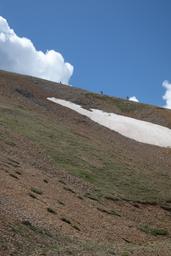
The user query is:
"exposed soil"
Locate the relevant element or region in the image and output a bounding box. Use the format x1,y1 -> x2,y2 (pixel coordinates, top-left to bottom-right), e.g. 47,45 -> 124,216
0,70 -> 171,255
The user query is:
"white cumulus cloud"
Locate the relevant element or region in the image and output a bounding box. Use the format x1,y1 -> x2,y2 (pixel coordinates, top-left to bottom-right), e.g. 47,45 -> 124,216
162,80 -> 171,109
0,16 -> 73,84
128,96 -> 139,102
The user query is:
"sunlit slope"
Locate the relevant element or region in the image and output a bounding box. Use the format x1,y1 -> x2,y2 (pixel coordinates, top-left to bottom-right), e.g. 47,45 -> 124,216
47,97 -> 171,148
0,70 -> 171,204
1,71 -> 171,256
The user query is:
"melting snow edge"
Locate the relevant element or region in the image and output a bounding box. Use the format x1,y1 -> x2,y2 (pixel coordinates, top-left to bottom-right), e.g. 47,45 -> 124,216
47,97 -> 171,148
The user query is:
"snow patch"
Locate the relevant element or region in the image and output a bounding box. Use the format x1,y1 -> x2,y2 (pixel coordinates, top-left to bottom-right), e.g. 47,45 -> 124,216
47,97 -> 171,148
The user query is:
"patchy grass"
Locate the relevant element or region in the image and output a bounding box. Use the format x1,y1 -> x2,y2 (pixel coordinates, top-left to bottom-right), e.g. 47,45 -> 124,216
47,207 -> 57,215
9,221 -> 117,255
72,225 -> 80,231
97,207 -> 121,217
85,92 -> 147,113
43,179 -> 48,183
0,102 -> 171,205
121,253 -> 129,256
1,71 -> 171,256
31,187 -> 43,195
57,200 -> 65,206
61,217 -> 71,225
28,193 -> 37,199
63,186 -> 76,194
139,224 -> 169,236
15,170 -> 22,175
9,173 -> 19,179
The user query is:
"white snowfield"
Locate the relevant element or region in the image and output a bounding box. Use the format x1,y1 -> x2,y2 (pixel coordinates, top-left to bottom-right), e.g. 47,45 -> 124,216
47,97 -> 171,148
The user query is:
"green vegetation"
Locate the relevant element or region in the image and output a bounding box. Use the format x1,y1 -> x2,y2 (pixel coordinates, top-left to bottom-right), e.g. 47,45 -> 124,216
11,221 -> 52,238
9,173 -> 19,179
47,207 -> 57,214
0,101 -> 170,204
9,221 -> 118,255
28,193 -> 37,199
139,224 -> 168,236
43,179 -> 48,183
15,170 -> 22,175
58,200 -> 65,206
121,253 -> 129,256
61,217 -> 71,225
31,187 -> 43,195
1,72 -> 171,256
97,207 -> 121,217
85,92 -> 147,113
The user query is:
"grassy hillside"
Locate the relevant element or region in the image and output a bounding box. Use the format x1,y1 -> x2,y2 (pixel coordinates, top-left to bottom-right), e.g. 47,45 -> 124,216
0,70 -> 171,256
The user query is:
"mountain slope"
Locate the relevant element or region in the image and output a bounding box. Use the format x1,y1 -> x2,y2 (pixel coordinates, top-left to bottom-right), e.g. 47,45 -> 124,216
0,70 -> 171,256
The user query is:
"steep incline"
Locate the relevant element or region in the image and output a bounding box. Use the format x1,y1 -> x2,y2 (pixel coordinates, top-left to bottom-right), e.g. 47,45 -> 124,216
0,70 -> 171,256
47,97 -> 171,147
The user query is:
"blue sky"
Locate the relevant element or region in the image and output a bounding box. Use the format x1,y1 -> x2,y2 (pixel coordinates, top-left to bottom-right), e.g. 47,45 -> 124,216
1,0 -> 171,107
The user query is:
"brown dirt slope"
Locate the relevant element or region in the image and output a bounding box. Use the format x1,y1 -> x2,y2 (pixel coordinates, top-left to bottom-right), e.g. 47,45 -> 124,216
0,70 -> 171,256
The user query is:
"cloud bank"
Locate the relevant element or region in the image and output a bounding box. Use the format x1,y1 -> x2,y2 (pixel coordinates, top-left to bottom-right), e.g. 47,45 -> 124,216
128,96 -> 139,102
162,80 -> 171,109
0,16 -> 73,84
